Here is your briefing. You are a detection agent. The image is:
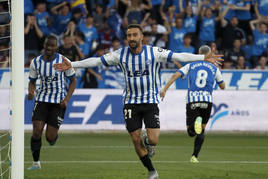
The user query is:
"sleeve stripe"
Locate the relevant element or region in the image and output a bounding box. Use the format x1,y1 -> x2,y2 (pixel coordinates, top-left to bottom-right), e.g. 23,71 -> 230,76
101,56 -> 109,66
177,70 -> 185,77
29,77 -> 37,81
217,80 -> 224,84
167,51 -> 173,62
66,73 -> 76,79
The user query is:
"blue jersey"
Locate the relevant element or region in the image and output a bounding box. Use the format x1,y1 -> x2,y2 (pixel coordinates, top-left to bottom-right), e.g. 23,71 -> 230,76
256,0 -> 268,16
178,61 -> 224,103
169,27 -> 187,52
101,46 -> 174,104
252,29 -> 268,56
77,23 -> 98,49
29,53 -> 76,104
36,12 -> 50,36
235,0 -> 251,20
183,15 -> 197,33
199,17 -> 215,42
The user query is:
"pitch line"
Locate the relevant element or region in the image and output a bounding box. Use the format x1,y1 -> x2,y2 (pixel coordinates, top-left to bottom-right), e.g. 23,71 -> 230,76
24,160 -> 268,164
24,145 -> 268,149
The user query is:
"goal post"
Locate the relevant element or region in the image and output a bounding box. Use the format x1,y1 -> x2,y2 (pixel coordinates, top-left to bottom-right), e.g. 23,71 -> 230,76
11,0 -> 24,178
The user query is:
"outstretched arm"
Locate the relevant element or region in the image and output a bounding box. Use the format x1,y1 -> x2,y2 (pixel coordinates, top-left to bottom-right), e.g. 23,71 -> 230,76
171,51 -> 223,66
54,57 -> 103,71
160,72 -> 182,101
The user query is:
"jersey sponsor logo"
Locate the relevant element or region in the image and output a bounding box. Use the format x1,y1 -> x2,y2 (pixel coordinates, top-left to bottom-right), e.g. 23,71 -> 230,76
127,69 -> 149,77
41,76 -> 58,83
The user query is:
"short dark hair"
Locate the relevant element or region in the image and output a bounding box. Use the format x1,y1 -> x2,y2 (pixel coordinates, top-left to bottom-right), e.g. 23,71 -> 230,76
127,24 -> 143,33
46,35 -> 57,42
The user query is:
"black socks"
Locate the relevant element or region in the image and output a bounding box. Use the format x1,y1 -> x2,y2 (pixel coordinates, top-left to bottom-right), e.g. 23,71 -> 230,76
31,137 -> 42,162
140,154 -> 155,171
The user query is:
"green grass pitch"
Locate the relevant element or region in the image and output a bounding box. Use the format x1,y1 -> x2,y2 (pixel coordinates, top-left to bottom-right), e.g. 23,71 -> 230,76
21,132 -> 268,178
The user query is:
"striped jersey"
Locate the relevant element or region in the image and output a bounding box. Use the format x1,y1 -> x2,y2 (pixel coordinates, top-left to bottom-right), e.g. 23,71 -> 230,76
29,53 -> 76,104
101,45 -> 174,104
177,61 -> 224,103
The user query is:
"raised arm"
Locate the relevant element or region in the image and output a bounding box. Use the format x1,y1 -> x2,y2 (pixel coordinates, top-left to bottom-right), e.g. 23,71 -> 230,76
254,2 -> 262,20
160,72 -> 182,101
250,19 -> 260,31
220,6 -> 230,27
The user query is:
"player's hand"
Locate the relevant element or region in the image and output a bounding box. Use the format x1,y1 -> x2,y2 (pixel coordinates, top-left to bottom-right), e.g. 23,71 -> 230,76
53,57 -> 71,71
28,93 -> 34,100
204,51 -> 224,67
60,99 -> 68,108
160,90 -> 166,101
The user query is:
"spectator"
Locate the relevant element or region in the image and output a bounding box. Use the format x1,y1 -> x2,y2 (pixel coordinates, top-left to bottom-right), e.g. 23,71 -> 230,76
220,6 -> 246,50
25,0 -> 34,15
167,17 -> 186,52
24,15 -> 43,65
58,34 -> 79,62
77,14 -> 98,55
235,55 -> 249,69
179,33 -> 195,53
98,22 -> 115,50
74,30 -> 90,58
225,39 -> 245,65
35,2 -> 50,36
93,4 -> 106,31
249,20 -> 268,68
82,45 -> 103,88
51,2 -> 72,36
70,7 -> 83,25
197,2 -> 221,47
124,0 -> 152,24
254,0 -> 268,21
182,5 -> 197,34
254,56 -> 268,70
172,0 -> 186,15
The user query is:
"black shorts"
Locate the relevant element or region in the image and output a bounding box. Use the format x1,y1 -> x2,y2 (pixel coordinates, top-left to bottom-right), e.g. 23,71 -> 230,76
32,101 -> 66,129
123,104 -> 160,133
186,102 -> 212,126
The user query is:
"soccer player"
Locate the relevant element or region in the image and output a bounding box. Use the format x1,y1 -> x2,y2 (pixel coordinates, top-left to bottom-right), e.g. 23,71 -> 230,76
161,45 -> 225,163
27,35 -> 76,170
54,24 -> 223,178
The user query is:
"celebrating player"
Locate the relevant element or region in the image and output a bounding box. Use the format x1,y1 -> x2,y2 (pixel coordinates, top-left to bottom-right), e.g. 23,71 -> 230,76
161,45 -> 225,163
27,35 -> 76,170
54,24 -> 223,178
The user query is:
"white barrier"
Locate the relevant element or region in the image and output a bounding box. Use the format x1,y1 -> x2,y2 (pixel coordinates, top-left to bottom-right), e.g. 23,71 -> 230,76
0,89 -> 268,131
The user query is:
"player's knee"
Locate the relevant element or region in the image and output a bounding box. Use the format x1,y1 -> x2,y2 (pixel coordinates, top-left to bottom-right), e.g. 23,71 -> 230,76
148,136 -> 158,146
187,128 -> 196,137
32,130 -> 42,139
46,134 -> 58,146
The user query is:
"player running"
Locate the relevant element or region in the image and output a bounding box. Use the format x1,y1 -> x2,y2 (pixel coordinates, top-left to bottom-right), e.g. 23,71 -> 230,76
54,24 -> 223,178
161,45 -> 225,163
27,35 -> 76,170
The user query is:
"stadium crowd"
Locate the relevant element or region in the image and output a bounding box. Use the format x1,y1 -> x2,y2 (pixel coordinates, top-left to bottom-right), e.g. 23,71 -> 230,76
0,0 -> 268,87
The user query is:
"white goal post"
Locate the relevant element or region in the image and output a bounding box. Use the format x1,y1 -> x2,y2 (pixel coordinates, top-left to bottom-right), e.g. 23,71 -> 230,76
11,0 -> 24,178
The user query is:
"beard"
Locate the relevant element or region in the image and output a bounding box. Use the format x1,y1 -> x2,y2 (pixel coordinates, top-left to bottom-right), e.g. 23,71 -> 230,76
129,40 -> 139,49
